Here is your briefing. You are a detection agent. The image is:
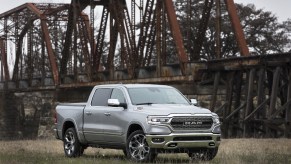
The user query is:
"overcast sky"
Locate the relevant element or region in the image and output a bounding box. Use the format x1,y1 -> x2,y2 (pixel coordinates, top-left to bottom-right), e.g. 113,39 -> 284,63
235,0 -> 290,22
0,0 -> 290,22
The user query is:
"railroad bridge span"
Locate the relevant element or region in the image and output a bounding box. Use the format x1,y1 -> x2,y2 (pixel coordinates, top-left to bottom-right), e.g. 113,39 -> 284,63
0,0 -> 290,139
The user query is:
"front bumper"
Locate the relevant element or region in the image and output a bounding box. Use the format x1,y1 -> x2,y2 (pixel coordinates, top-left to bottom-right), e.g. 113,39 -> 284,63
146,133 -> 221,149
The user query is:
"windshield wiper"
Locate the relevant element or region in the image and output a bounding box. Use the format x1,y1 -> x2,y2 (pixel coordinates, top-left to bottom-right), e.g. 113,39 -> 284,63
135,102 -> 154,106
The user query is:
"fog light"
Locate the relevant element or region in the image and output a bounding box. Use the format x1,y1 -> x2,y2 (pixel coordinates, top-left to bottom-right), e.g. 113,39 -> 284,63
152,138 -> 165,143
209,142 -> 215,146
168,143 -> 177,147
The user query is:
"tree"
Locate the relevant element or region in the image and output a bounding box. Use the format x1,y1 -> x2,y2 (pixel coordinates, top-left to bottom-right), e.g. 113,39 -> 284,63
238,4 -> 291,55
174,1 -> 291,60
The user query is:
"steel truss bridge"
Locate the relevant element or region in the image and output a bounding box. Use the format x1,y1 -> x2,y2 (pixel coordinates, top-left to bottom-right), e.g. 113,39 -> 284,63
0,0 -> 290,138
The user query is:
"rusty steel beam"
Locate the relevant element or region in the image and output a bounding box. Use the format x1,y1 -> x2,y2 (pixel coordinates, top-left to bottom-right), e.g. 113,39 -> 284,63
108,10 -> 117,79
43,4 -> 70,16
12,21 -> 33,81
164,0 -> 188,75
78,0 -> 108,6
81,11 -> 94,49
0,4 -> 28,18
26,3 -> 60,85
144,11 -> 157,67
41,15 -> 60,85
94,6 -> 108,72
60,0 -> 78,76
78,21 -> 92,80
156,0 -> 162,77
79,12 -> 92,80
224,0 -> 249,56
119,1 -> 137,78
137,0 -> 155,66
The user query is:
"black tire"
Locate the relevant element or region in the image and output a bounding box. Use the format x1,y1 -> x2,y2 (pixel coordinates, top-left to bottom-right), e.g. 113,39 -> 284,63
188,148 -> 218,161
125,130 -> 156,162
63,128 -> 82,157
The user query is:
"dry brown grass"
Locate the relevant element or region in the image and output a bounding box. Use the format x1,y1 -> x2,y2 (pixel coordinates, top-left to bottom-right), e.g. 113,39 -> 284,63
0,139 -> 291,163
216,139 -> 291,164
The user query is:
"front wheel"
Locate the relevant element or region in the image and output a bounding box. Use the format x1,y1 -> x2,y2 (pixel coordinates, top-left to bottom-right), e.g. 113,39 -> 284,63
63,128 -> 82,157
125,130 -> 156,162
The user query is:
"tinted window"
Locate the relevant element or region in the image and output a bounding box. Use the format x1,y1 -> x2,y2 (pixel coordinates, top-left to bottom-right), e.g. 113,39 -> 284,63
111,88 -> 126,103
91,88 -> 113,106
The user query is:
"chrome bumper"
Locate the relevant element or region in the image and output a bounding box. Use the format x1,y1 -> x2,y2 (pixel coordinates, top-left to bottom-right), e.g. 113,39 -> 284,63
146,133 -> 221,149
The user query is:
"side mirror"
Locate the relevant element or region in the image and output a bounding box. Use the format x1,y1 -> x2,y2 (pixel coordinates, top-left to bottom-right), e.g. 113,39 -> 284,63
108,99 -> 127,109
190,99 -> 198,106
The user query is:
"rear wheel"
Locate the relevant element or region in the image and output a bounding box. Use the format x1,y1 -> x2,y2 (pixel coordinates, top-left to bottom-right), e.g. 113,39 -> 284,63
63,128 -> 82,157
188,148 -> 218,161
125,130 -> 156,162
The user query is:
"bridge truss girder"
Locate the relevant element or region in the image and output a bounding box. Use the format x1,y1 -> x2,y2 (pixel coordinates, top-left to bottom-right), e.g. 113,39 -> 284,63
0,0 -> 249,86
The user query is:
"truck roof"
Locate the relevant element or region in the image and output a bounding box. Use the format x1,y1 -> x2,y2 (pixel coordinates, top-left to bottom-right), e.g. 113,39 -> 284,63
94,84 -> 173,89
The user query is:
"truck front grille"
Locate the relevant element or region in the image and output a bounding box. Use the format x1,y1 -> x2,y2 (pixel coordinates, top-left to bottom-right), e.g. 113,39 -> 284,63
170,116 -> 213,131
173,136 -> 213,141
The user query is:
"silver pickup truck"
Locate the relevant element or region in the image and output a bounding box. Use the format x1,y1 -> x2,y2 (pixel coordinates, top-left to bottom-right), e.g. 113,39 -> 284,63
54,84 -> 221,162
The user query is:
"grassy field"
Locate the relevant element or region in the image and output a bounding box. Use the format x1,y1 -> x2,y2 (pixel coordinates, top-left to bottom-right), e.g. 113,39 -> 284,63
0,139 -> 291,164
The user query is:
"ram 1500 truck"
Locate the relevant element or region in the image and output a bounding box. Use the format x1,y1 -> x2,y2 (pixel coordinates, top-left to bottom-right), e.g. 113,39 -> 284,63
54,84 -> 221,162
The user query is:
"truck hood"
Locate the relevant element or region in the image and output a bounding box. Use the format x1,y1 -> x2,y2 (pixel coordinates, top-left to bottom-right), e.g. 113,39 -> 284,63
133,104 -> 212,115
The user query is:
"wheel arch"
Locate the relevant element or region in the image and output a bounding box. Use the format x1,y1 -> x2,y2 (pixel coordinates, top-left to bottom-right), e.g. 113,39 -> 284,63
126,122 -> 146,139
62,119 -> 77,139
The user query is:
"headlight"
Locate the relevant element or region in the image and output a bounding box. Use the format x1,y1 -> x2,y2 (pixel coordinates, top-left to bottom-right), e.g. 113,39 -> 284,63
212,125 -> 221,134
147,116 -> 170,124
212,113 -> 220,124
213,116 -> 220,124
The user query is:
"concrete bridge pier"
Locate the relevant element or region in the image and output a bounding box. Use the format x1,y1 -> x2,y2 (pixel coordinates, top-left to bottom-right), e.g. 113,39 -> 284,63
0,91 -> 23,140
0,91 -> 58,140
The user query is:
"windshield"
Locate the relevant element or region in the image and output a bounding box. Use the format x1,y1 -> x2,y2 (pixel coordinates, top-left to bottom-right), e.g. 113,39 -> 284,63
128,87 -> 190,105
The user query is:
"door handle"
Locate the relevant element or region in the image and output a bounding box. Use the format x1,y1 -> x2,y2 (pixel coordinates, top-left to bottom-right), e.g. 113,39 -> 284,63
104,112 -> 111,116
85,111 -> 92,115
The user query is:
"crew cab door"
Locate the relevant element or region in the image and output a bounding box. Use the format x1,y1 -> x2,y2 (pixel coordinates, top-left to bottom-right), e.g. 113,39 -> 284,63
102,88 -> 128,144
83,88 -> 112,143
